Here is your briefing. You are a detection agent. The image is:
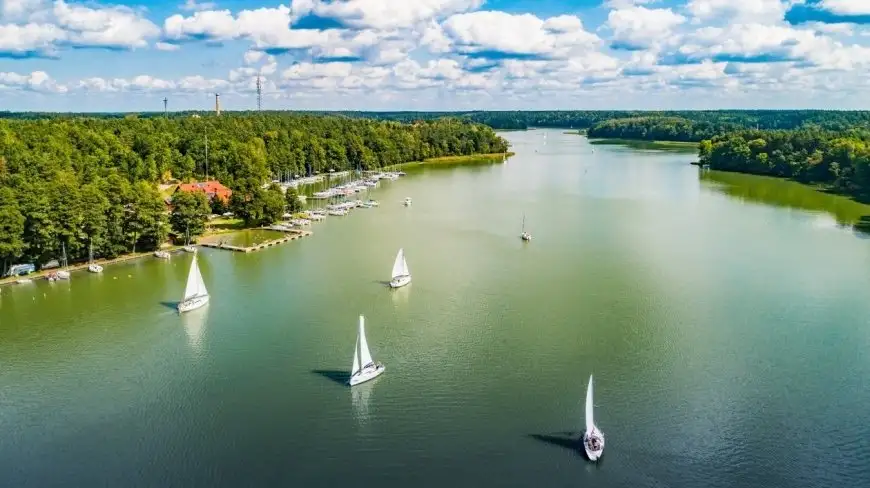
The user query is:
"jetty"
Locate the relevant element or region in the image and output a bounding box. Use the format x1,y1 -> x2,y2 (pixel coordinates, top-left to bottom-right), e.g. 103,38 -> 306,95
200,229 -> 312,253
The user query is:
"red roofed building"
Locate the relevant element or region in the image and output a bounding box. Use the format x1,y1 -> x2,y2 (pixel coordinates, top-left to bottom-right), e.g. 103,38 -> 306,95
175,180 -> 232,202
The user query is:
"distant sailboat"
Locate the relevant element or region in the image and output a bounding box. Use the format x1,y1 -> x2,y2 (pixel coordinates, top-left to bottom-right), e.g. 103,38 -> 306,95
583,374 -> 605,461
521,214 -> 532,241
178,252 -> 209,313
349,314 -> 385,386
389,248 -> 411,288
87,242 -> 103,273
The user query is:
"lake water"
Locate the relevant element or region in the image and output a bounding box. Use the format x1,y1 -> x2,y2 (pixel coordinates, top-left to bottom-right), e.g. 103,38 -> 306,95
2,129 -> 869,487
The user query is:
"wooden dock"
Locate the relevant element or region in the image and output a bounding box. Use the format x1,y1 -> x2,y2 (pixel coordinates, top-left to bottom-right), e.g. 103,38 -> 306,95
200,229 -> 312,253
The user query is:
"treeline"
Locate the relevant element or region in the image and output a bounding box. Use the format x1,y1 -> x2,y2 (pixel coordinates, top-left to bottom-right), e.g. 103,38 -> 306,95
335,110 -> 870,132
698,128 -> 870,194
7,110 -> 870,133
586,117 -> 720,142
0,114 -> 507,272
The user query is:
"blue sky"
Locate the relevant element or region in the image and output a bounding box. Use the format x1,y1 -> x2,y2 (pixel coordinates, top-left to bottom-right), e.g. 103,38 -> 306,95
1,0 -> 870,111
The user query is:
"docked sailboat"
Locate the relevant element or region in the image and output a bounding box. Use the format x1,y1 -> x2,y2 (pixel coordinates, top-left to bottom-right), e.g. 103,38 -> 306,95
54,243 -> 71,280
583,374 -> 605,461
521,214 -> 532,241
87,242 -> 103,273
178,252 -> 209,313
389,248 -> 411,288
349,314 -> 385,386
183,227 -> 196,253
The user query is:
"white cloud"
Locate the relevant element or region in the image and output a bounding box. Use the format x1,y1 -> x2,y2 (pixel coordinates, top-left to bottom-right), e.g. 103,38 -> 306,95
441,11 -> 599,59
52,0 -> 159,49
180,0 -> 216,12
155,41 -> 179,51
685,0 -> 794,24
0,22 -> 65,56
302,0 -> 484,30
607,6 -> 686,49
0,70 -> 66,92
818,0 -> 870,16
1,0 -> 46,19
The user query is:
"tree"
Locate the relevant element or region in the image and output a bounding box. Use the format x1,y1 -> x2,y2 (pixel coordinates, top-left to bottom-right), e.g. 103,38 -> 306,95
170,190 -> 210,240
285,186 -> 303,214
80,182 -> 109,256
261,184 -> 285,225
0,187 -> 25,274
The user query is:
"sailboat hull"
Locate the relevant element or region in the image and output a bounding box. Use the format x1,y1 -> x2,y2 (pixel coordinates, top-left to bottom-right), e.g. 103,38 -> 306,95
389,275 -> 411,288
178,294 -> 209,313
88,265 -> 103,273
583,429 -> 605,461
349,364 -> 385,386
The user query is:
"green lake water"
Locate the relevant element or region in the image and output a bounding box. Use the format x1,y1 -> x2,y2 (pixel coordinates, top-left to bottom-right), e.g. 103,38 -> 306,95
1,130 -> 869,487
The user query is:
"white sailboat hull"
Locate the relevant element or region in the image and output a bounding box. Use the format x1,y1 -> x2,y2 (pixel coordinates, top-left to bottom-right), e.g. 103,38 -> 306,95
88,265 -> 103,273
583,428 -> 605,461
55,270 -> 70,279
521,233 -> 532,241
349,363 -> 385,386
389,275 -> 411,288
178,294 -> 209,313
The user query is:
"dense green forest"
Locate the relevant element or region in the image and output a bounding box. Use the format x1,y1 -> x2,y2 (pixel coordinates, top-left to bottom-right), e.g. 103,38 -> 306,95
0,114 -> 507,273
698,128 -> 870,195
7,110 -> 870,133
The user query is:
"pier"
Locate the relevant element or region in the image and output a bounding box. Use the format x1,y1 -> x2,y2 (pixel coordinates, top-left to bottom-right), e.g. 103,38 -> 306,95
200,229 -> 312,253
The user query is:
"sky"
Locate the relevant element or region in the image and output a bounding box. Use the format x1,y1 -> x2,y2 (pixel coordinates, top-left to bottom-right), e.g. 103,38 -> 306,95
1,0 -> 870,111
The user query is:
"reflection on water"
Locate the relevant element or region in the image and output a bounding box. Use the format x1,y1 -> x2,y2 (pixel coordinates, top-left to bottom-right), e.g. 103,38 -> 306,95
701,170 -> 870,227
351,378 -> 378,425
181,306 -> 208,355
390,285 -> 410,306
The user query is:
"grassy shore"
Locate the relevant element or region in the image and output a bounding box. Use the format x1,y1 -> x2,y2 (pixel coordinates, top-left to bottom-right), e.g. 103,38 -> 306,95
588,138 -> 698,152
385,152 -> 515,171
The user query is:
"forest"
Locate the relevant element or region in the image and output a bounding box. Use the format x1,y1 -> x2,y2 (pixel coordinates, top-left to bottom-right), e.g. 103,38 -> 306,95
0,114 -> 507,273
7,110 -> 870,133
698,128 -> 870,196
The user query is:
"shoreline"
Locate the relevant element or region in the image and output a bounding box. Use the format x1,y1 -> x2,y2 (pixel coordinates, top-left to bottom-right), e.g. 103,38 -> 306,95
0,247 -> 184,287
2,151 -> 507,287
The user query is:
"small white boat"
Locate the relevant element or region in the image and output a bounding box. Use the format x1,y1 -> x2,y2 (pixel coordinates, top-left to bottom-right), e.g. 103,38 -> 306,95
366,200 -> 379,207
583,374 -> 605,462
178,252 -> 209,313
55,270 -> 71,280
183,246 -> 196,253
154,250 -> 171,259
389,248 -> 411,288
403,197 -> 412,206
349,314 -> 385,386
521,214 -> 532,241
16,278 -> 32,284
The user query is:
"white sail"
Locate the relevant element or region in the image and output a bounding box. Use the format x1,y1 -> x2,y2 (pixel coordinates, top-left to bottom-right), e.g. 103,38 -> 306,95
351,335 -> 361,376
183,254 -> 208,300
400,252 -> 410,276
585,374 -> 595,433
358,315 -> 374,367
391,248 -> 406,279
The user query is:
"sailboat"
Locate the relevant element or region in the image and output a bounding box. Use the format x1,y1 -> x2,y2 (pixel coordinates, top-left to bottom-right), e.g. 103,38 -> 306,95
55,243 -> 71,280
521,214 -> 532,241
349,314 -> 385,386
87,242 -> 103,273
178,251 -> 209,313
389,248 -> 411,288
583,374 -> 605,461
